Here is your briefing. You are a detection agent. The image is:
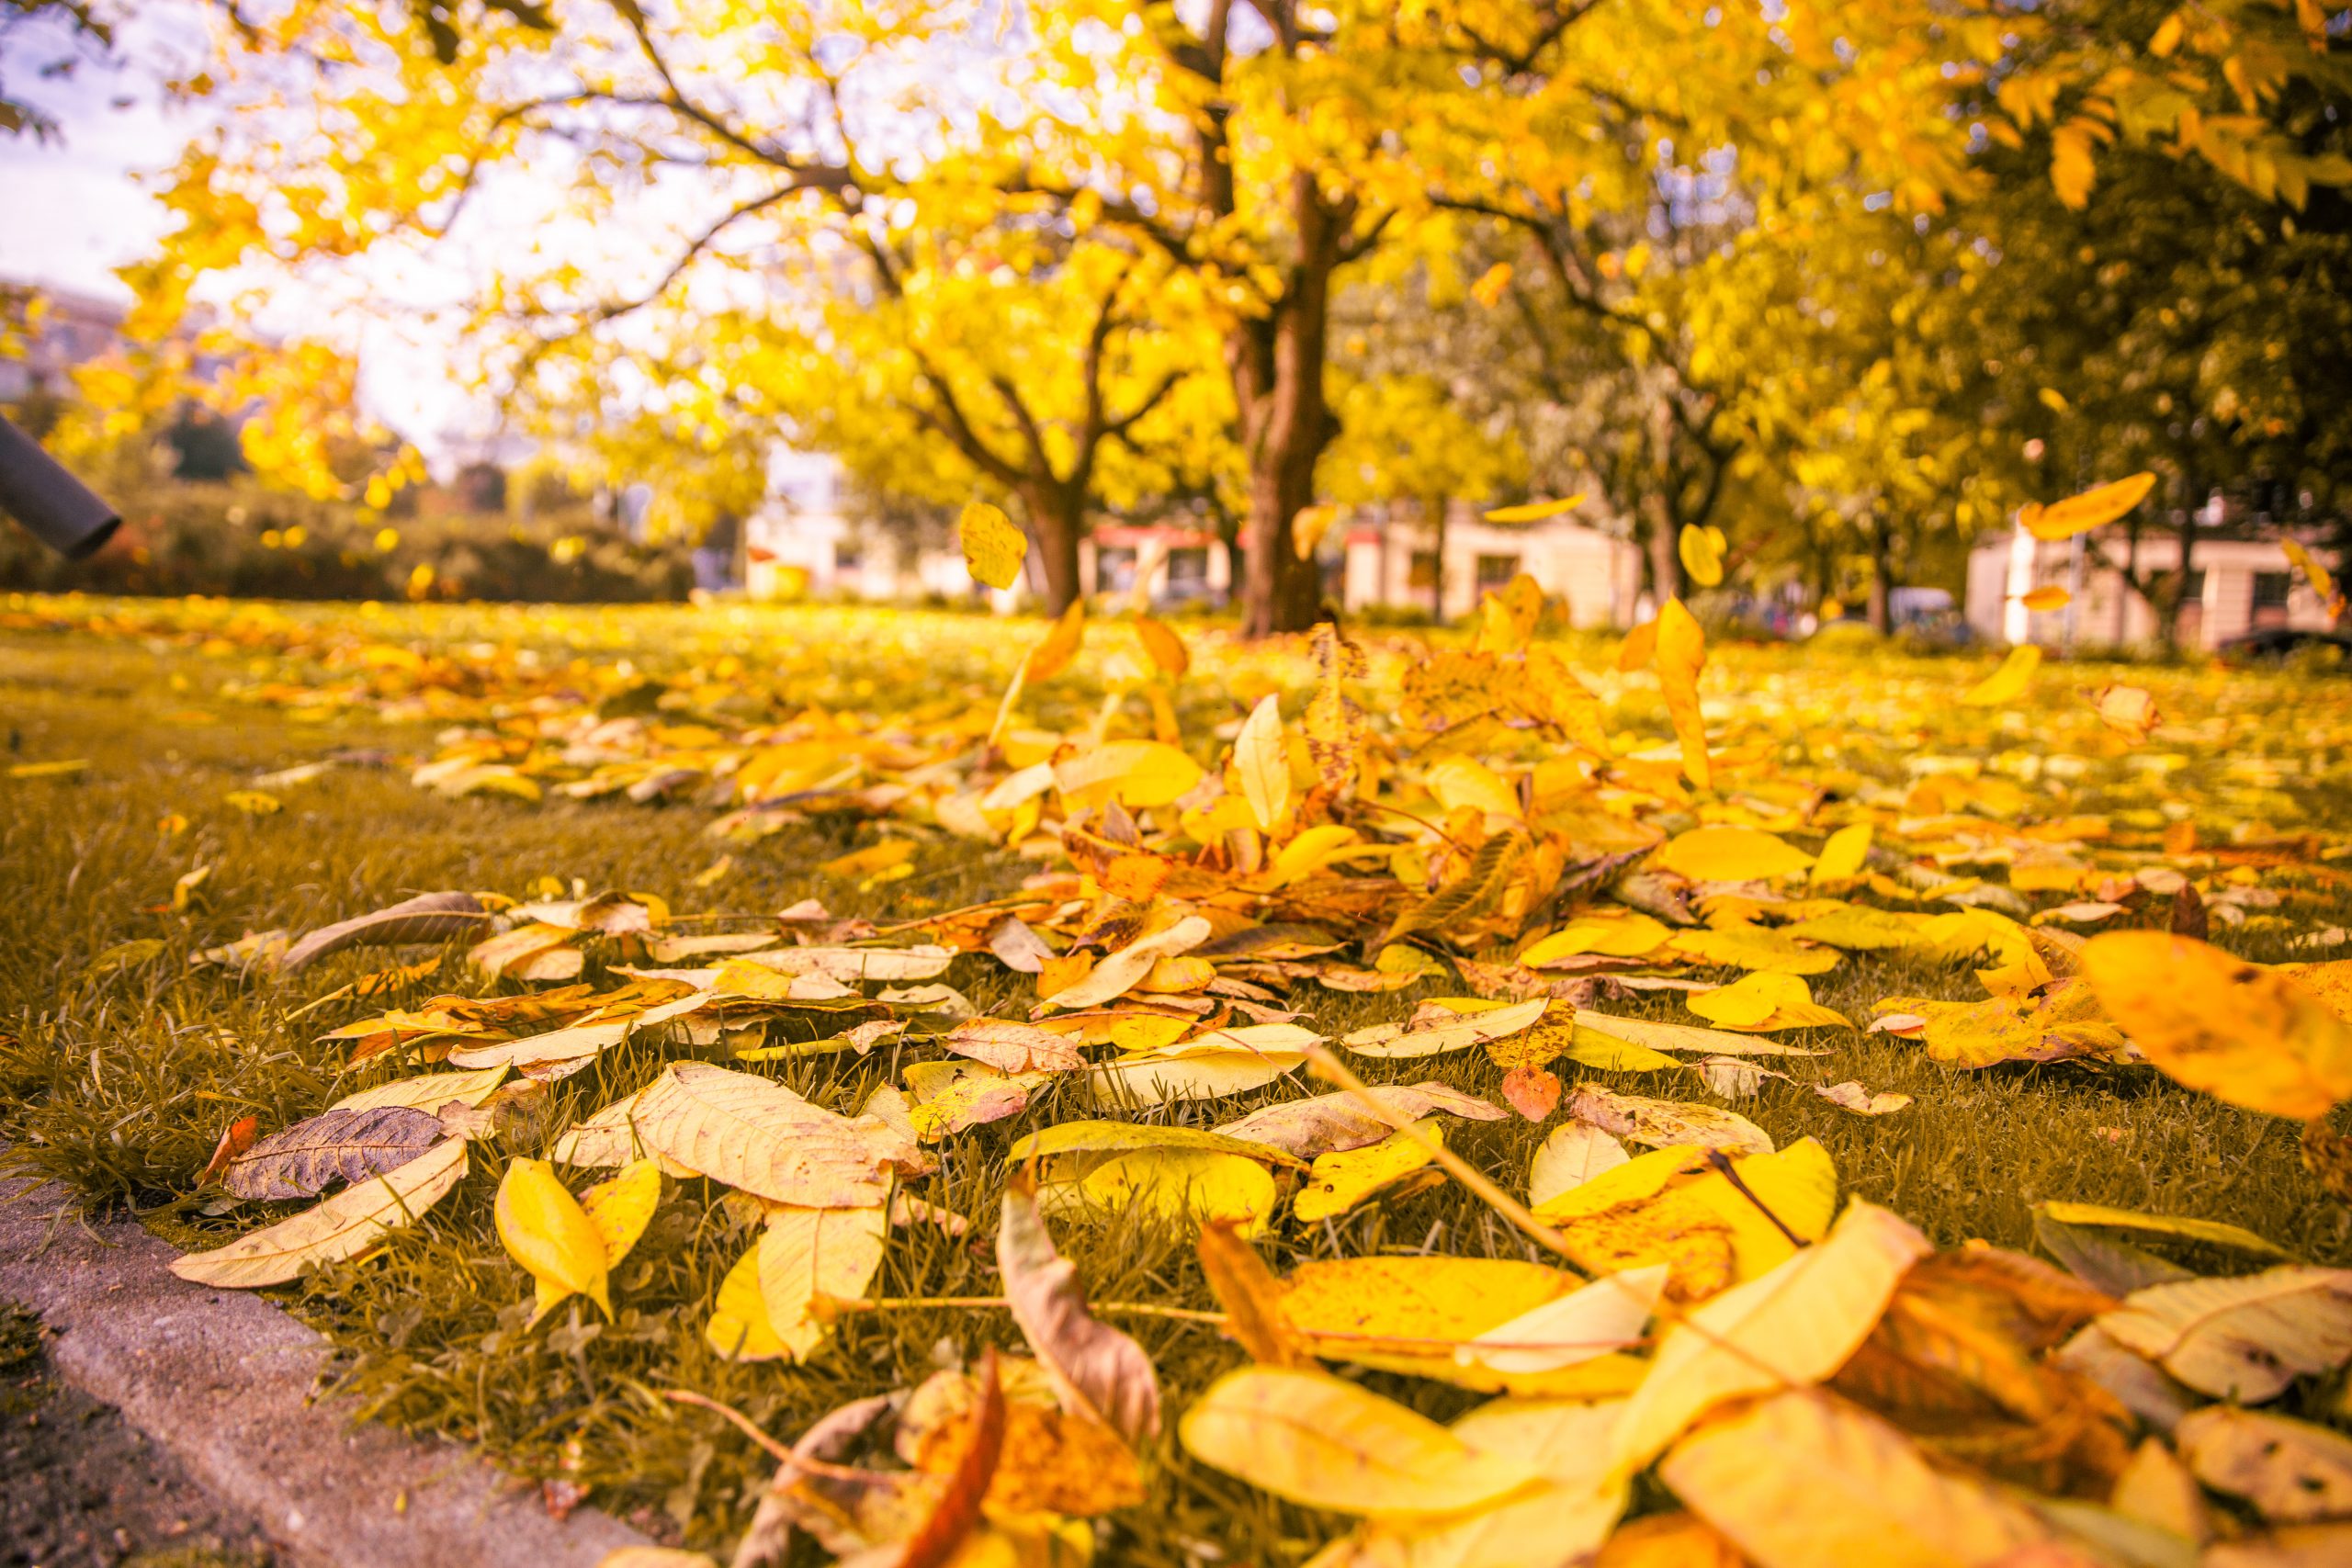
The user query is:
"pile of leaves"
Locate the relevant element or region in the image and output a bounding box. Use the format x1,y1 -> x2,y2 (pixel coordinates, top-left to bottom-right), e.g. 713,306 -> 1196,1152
9,568 -> 2352,1568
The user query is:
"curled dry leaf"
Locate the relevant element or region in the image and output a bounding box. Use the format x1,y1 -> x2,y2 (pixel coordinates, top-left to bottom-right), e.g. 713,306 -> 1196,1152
277,890 -> 490,976
197,1114 -> 258,1185
1198,1221 -> 1308,1367
171,1137 -> 468,1288
224,1105 -> 447,1201
997,1172 -> 1161,1445
1566,1086 -> 1774,1158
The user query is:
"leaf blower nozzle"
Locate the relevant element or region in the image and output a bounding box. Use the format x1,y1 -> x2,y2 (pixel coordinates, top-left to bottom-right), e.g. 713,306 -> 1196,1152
0,412 -> 119,559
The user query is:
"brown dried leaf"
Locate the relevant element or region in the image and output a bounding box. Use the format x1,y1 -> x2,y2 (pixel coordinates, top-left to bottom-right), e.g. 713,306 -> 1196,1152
997,1172 -> 1161,1444
224,1105 -> 447,1201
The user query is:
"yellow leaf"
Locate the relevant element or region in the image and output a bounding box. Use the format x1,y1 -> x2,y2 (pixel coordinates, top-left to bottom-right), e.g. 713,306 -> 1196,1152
1686,973 -> 1849,1032
756,1202 -> 888,1360
2092,682 -> 2160,740
1520,912 -> 1673,966
1053,739 -> 1204,809
1617,617 -> 1658,673
1962,644 -> 2041,706
2021,471 -> 2157,540
1485,494 -> 1585,524
1294,504 -> 1340,559
1655,599 -> 1709,790
1294,1122 -> 1443,1223
170,1138 -> 468,1289
1234,694 -> 1289,830
1678,525 -> 1726,588
1135,615 -> 1190,678
1610,1200 -> 1932,1472
1087,1025 -> 1311,1105
1810,823 -> 1872,886
327,1066 -> 510,1115
816,838 -> 916,880
2018,584 -> 2071,611
224,789 -> 282,817
2034,1201 -> 2289,1259
1659,1391 -> 2062,1566
1023,598 -> 1087,682
958,501 -> 1026,590
1343,997 -> 1550,1058
1468,261 -> 1514,309
1479,572 -> 1545,652
704,1239 -> 786,1360
1049,1148 -> 1279,1238
497,1156 -> 612,1325
1655,826 -> 1813,883
2083,931 -> 2352,1118
8,758 -> 88,779
1179,1366 -> 1543,1517
1528,1124 -> 1629,1207
2099,1266 -> 2352,1402
579,1157 -> 662,1269
628,1062 -> 895,1207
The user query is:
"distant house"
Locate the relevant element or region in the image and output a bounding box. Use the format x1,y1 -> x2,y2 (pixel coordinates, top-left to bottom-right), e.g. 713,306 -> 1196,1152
0,283 -> 126,404
1964,516 -> 2341,650
1340,500 -> 1643,627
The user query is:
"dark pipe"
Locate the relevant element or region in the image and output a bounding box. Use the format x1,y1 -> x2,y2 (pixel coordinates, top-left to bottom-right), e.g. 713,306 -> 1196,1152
0,412 -> 119,558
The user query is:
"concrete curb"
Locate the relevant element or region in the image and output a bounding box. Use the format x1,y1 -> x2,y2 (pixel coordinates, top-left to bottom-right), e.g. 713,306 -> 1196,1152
0,1171 -> 654,1568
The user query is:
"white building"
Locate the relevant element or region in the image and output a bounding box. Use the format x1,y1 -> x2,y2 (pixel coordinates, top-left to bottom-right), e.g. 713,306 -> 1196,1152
1965,522 -> 2340,650
1340,501 -> 1643,627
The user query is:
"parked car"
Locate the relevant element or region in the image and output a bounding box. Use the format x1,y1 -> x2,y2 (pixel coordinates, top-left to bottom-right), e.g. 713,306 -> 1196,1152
2219,627 -> 2352,664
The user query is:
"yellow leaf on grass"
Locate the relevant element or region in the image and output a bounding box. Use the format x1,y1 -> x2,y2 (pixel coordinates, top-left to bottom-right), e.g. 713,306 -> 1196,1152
1573,1010 -> 1821,1058
1087,1024 -> 1311,1106
328,1066 -> 509,1115
1811,823 -> 1872,886
1053,739 -> 1205,809
1655,599 -> 1710,790
1659,1391 -> 2061,1567
1343,997 -> 1549,1058
1294,1122 -> 1442,1223
2084,931 -> 2352,1119
1234,694 -> 1290,830
757,1202 -> 889,1360
957,501 -> 1027,589
628,1062 -> 894,1207
1618,617 -> 1658,673
497,1156 -> 612,1325
1480,573 -> 1545,653
579,1157 -> 662,1269
2098,1266 -> 2352,1402
2035,1200 -> 2290,1259
1528,1124 -> 1630,1207
1521,912 -> 1673,966
1610,1200 -> 1932,1472
1962,644 -> 2042,705
1050,1148 -> 1279,1238
224,790 -> 282,816
2021,471 -> 2158,541
1657,826 -> 1813,883
705,1240 -> 786,1360
1485,494 -> 1585,524
170,1138 -> 468,1288
1180,1366 -> 1542,1517
1686,972 -> 1850,1032
1678,525 -> 1726,588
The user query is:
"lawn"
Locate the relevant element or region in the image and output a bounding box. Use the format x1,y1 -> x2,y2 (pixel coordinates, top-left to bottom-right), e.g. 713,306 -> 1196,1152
3,592 -> 2349,1564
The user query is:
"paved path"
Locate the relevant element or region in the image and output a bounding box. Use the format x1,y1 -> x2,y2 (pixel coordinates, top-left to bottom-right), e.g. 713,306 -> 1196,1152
0,1172 -> 651,1568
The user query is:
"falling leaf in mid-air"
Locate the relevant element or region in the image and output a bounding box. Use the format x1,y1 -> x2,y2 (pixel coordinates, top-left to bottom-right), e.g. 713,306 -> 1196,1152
957,501 -> 1026,589
1485,493 -> 1585,524
1678,525 -> 1727,588
2018,584 -> 2072,611
2018,471 -> 2157,540
1962,644 -> 2041,705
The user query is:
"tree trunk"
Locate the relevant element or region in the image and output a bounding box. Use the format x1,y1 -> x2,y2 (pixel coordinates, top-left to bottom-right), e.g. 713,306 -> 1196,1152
1023,482 -> 1086,615
1232,175 -> 1346,637
1425,491 -> 1448,620
1642,498 -> 1681,607
2175,478 -> 2200,650
1865,514 -> 1893,634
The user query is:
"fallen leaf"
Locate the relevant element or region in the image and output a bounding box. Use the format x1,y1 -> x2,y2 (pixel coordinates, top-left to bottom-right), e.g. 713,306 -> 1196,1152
1234,694 -> 1290,830
1817,1081 -> 1914,1116
1215,1082 -> 1506,1158
1566,1087 -> 1774,1157
224,1105 -> 447,1201
2098,1266 -> 2352,1401
497,1156 -> 612,1325
1180,1366 -> 1542,1517
1963,644 -> 2042,706
277,890 -> 490,975
2084,932 -> 2352,1118
758,1203 -> 888,1359
999,1173 -> 1160,1444
1500,1063 -> 1562,1121
1294,1122 -> 1444,1223
170,1138 -> 468,1288
1529,1124 -> 1630,1207
2177,1407 -> 2352,1523
628,1062 -> 894,1208
1656,826 -> 1814,883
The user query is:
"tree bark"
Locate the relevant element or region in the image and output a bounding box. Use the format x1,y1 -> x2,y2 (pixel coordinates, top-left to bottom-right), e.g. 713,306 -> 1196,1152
1642,497 -> 1681,607
2174,477 -> 2200,649
1022,481 -> 1086,615
1231,175 -> 1346,637
1865,513 -> 1893,634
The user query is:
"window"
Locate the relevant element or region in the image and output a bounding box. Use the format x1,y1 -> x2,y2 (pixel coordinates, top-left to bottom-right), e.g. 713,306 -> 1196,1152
1408,550 -> 1440,589
1475,553 -> 1522,590
1097,547 -> 1137,593
1166,547 -> 1208,586
2251,570 -> 2291,628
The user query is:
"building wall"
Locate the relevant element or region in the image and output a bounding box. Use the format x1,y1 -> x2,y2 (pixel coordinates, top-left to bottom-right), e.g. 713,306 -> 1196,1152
1341,502 -> 1641,627
1965,524 -> 2339,649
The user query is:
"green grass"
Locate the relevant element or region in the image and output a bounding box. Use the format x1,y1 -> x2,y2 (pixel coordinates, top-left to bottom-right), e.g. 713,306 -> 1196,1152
2,599 -> 2349,1559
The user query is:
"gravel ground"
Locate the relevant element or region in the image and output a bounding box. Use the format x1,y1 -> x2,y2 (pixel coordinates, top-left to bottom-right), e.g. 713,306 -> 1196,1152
0,1304 -> 275,1568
